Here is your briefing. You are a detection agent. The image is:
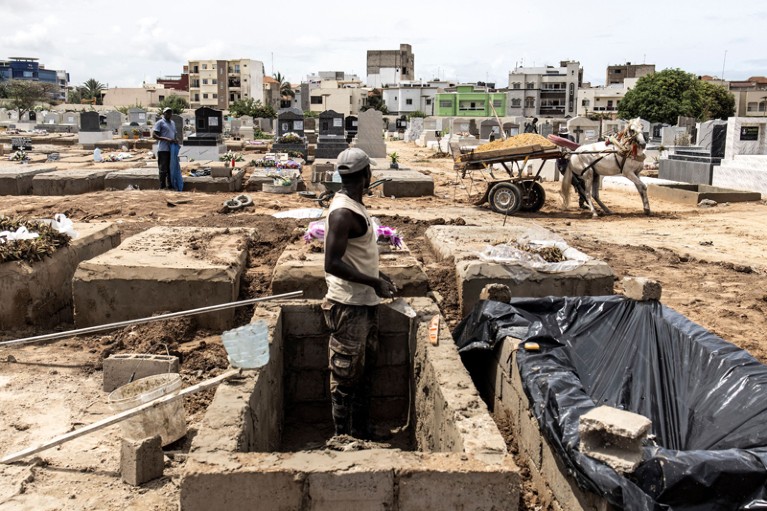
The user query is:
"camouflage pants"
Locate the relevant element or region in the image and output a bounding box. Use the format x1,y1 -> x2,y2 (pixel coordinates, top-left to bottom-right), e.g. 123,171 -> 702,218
322,299 -> 378,436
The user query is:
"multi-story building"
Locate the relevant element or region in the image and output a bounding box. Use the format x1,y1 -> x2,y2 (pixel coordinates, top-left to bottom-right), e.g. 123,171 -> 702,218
434,84 -> 506,117
507,61 -> 581,118
0,57 -> 69,102
301,72 -> 362,111
101,84 -> 188,107
577,78 -> 639,118
605,62 -> 655,86
381,81 -> 446,115
367,44 -> 414,88
187,58 -> 264,109
157,67 -> 189,92
307,81 -> 368,116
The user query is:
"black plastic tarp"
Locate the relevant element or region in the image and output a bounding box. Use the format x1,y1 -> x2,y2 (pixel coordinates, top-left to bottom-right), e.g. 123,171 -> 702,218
453,296 -> 767,510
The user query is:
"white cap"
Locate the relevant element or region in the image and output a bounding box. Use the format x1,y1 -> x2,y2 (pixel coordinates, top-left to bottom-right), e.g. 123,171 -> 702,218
336,147 -> 371,175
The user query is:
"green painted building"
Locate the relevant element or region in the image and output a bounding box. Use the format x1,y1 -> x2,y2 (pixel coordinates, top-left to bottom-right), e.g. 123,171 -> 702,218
434,85 -> 506,117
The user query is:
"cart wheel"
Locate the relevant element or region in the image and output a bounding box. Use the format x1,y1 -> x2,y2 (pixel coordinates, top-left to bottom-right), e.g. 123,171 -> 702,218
317,191 -> 334,208
489,182 -> 523,215
519,181 -> 546,212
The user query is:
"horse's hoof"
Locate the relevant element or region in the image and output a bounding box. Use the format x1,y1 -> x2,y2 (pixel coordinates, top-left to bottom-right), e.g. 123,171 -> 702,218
644,209 -> 652,216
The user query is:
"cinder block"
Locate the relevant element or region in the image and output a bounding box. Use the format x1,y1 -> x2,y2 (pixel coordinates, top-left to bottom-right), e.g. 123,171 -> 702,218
372,365 -> 409,398
103,353 -> 179,392
180,469 -> 305,511
579,405 -> 651,474
377,334 -> 410,366
121,435 -> 163,486
622,277 -> 662,301
308,470 -> 394,510
283,304 -> 329,337
499,371 -> 522,426
285,334 -> 328,369
286,369 -> 328,403
519,411 -> 542,469
541,438 -> 607,511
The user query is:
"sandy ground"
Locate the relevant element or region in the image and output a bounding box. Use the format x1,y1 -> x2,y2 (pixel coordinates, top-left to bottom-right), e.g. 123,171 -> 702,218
1,139 -> 766,510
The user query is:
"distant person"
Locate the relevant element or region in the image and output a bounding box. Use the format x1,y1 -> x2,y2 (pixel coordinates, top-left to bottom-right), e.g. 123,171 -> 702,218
556,127 -> 589,209
524,117 -> 539,134
152,107 -> 177,190
323,148 -> 396,439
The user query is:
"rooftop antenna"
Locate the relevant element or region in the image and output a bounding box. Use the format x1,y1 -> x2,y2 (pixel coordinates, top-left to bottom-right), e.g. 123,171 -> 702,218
271,52 -> 274,77
721,50 -> 727,81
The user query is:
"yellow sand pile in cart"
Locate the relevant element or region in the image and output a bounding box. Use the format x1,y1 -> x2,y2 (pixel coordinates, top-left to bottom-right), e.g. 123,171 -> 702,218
475,133 -> 556,153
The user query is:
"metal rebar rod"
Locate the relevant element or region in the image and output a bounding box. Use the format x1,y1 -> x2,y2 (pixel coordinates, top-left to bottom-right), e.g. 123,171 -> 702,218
0,291 -> 303,348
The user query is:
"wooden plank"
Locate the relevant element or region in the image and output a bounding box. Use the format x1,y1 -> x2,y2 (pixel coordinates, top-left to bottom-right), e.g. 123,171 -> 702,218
1,369 -> 241,464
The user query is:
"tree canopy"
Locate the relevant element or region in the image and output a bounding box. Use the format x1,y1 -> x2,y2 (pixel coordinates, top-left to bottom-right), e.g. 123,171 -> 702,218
617,69 -> 734,124
227,98 -> 276,118
273,72 -> 294,98
156,95 -> 189,114
0,79 -> 58,118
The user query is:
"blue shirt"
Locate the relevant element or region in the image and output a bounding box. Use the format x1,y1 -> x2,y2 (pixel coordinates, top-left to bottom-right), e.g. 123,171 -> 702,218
153,118 -> 177,152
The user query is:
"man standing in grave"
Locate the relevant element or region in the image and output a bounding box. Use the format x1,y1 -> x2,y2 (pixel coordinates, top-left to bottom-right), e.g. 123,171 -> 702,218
152,107 -> 177,189
323,147 -> 397,439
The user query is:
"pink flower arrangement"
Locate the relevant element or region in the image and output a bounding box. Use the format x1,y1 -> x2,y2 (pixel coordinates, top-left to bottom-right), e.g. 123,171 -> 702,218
302,220 -> 402,249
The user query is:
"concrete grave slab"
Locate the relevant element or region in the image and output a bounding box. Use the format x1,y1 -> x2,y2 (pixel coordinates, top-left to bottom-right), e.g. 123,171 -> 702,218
648,183 -> 762,205
104,167 -> 159,190
32,168 -> 112,195
425,225 -> 614,315
0,164 -> 58,195
271,241 -> 430,299
244,169 -> 274,191
0,222 -> 120,330
372,169 -> 434,197
184,167 -> 246,193
180,297 -> 520,511
73,226 -> 251,330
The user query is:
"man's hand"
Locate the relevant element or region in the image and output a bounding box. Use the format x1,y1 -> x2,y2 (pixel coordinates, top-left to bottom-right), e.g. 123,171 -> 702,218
375,278 -> 397,299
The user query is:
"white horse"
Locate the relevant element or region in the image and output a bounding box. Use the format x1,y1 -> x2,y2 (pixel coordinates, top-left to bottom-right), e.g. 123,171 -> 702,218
560,118 -> 649,218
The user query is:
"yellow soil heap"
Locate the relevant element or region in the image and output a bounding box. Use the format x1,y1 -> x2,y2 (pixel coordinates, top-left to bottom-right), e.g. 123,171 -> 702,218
475,133 -> 556,153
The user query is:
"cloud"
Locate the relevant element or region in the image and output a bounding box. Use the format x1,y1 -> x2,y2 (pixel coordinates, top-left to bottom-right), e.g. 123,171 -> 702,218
0,15 -> 57,50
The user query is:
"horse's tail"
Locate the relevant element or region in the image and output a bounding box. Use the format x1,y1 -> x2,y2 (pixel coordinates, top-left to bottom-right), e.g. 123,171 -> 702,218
560,162 -> 573,210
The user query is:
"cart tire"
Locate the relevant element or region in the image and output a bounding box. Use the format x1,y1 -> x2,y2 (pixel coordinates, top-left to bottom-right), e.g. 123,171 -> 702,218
489,182 -> 523,215
317,191 -> 334,208
519,181 -> 546,212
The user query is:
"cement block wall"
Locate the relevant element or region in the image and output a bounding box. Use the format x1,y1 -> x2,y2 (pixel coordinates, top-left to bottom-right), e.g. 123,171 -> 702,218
0,222 -> 120,330
182,298 -> 520,510
478,337 -> 612,511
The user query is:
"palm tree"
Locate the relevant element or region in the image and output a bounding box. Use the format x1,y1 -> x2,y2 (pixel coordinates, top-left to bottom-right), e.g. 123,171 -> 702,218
80,78 -> 105,105
273,72 -> 295,98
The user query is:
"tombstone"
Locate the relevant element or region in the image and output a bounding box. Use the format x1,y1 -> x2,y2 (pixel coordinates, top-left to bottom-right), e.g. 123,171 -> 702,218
661,126 -> 688,146
180,107 -> 226,161
106,111 -> 124,132
396,115 -> 408,133
276,108 -> 305,138
240,115 -> 254,127
354,109 -> 387,158
567,116 -> 601,144
697,120 -> 728,157
80,111 -> 100,132
230,118 -> 242,136
256,118 -> 273,133
345,115 -> 358,143
43,112 -> 62,125
417,117 -> 438,147
452,119 -> 471,135
316,110 -> 348,159
479,119 -> 500,141
304,118 -> 316,132
405,117 -> 424,142
28,111 -> 37,122
63,112 -> 79,126
128,108 -> 147,126
468,119 -> 479,137
503,122 -> 520,137
172,115 -> 184,143
650,123 -> 669,142
538,121 -> 554,138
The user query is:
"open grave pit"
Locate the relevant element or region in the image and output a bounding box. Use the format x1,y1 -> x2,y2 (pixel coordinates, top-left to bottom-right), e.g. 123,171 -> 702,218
181,297 -> 520,510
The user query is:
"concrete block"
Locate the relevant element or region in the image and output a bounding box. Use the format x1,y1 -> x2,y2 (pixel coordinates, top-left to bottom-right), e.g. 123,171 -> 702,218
622,277 -> 662,301
284,334 -> 328,369
31,168 -> 110,195
183,167 -> 245,193
282,303 -> 329,337
370,396 -> 408,421
308,470 -> 394,510
104,167 -> 159,190
103,353 -> 180,392
479,283 -> 512,303
519,411 -> 542,470
0,164 -> 57,195
579,405 -> 651,474
377,333 -> 410,366
371,169 -> 435,197
286,369 -> 328,403
371,365 -> 409,398
541,438 -> 607,511
121,435 -> 164,486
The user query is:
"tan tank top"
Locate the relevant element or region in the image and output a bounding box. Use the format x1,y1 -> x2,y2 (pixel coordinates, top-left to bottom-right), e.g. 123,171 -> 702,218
324,193 -> 380,306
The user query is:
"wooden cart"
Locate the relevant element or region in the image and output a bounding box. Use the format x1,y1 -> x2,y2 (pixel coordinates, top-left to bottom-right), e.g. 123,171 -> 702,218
452,142 -> 565,215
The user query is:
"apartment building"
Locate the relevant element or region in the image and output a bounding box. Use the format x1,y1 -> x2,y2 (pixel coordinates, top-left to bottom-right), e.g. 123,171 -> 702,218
434,84 -> 506,117
507,61 -> 582,118
577,78 -> 639,117
381,81 -> 447,115
188,58 -> 265,109
605,62 -> 655,86
367,44 -> 414,88
307,81 -> 367,116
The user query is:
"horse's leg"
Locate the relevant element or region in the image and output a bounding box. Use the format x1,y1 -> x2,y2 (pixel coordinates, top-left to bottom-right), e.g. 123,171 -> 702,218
623,167 -> 651,215
560,162 -> 572,210
582,170 -> 598,218
592,175 -> 613,215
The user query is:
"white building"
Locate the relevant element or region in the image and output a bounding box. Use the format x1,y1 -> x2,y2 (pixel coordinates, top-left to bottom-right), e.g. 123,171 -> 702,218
307,81 -> 368,116
577,78 -> 638,117
507,61 -> 581,118
102,84 -> 188,107
366,44 -> 414,88
188,58 -> 264,109
381,81 -> 443,115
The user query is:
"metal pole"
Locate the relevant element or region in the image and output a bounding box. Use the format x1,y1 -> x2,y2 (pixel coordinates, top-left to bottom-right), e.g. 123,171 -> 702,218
0,291 -> 303,348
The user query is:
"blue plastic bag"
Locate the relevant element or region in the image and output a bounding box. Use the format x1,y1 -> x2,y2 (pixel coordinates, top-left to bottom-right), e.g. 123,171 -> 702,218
169,143 -> 183,192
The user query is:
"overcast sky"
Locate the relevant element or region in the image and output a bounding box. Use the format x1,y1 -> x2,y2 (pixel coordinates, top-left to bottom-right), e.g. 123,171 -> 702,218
1,0 -> 765,89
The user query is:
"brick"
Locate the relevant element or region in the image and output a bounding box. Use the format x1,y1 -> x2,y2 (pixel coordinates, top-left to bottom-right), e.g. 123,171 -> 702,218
622,276 -> 662,301
121,435 -> 163,486
103,353 -> 179,392
579,406 -> 651,474
308,470 -> 394,510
